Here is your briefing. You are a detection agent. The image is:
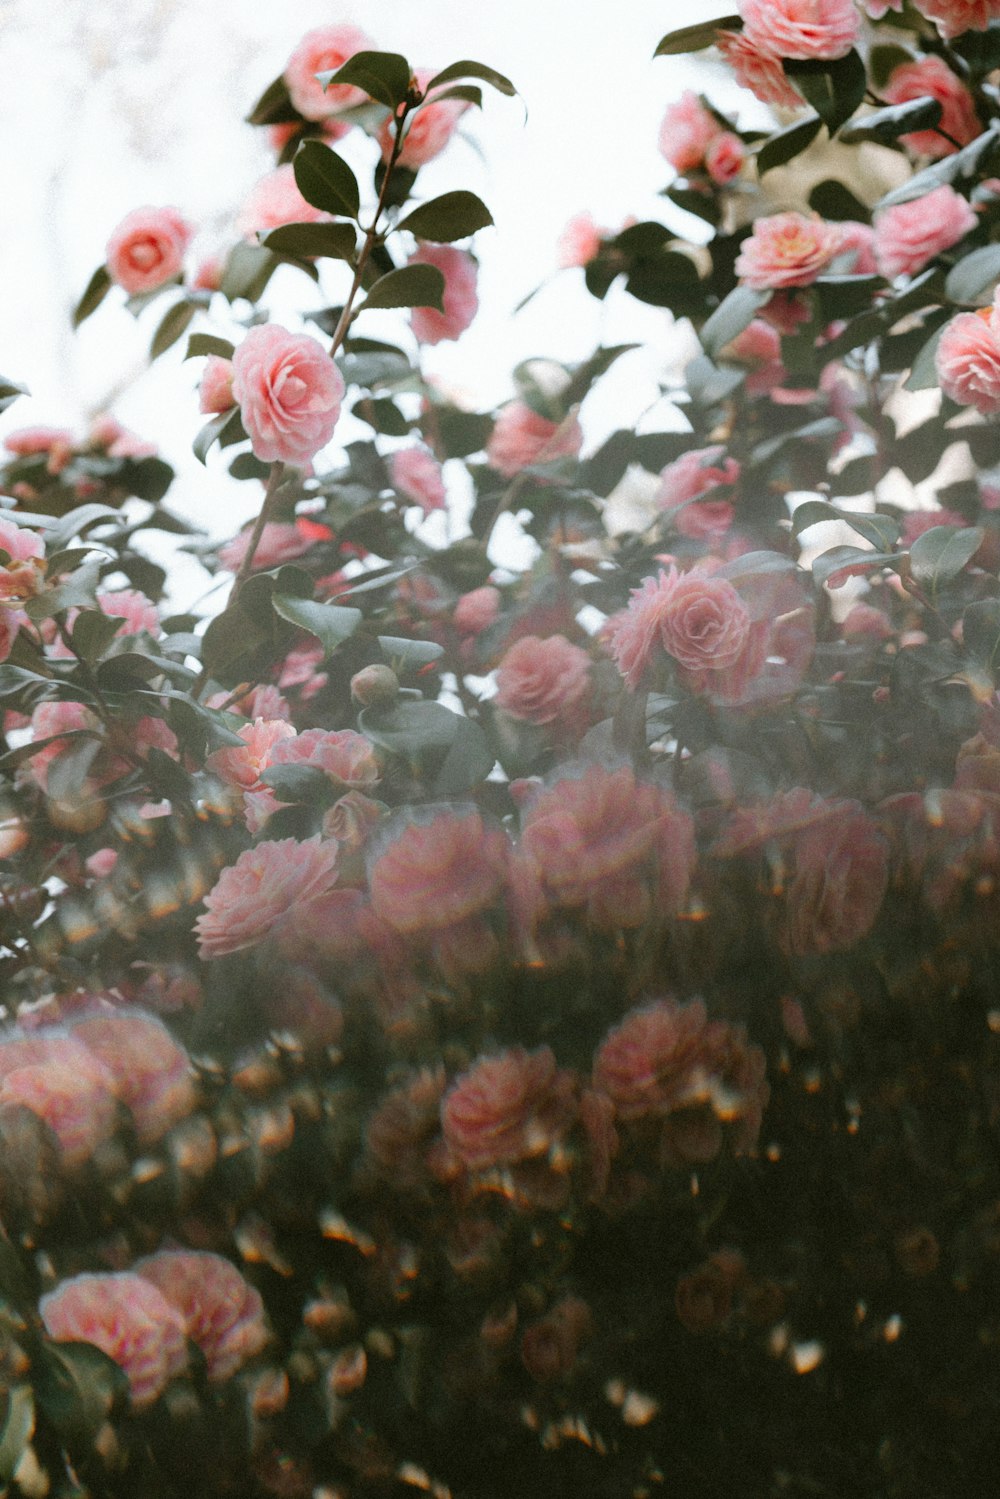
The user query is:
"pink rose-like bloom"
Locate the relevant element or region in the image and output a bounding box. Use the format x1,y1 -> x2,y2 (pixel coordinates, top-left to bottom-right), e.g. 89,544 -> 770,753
735,212 -> 842,290
283,23 -> 375,121
368,809 -> 509,936
40,1272 -> 188,1408
136,1251 -> 268,1381
441,1046 -> 577,1170
722,318 -> 786,394
487,401 -> 583,478
836,221 -> 878,275
205,717 -> 297,793
913,0 -> 1000,38
658,91 -> 719,174
0,1062 -> 117,1167
391,446 -> 447,512
245,728 -> 380,833
656,447 -> 741,542
408,245 -> 479,346
556,212 -> 605,269
199,355 -> 235,415
740,0 -> 860,59
379,70 -> 469,170
105,205 -> 193,295
936,300 -> 1000,415
495,634 -> 591,727
705,131 -> 746,185
72,1012 -> 195,1144
883,57 -> 980,158
0,517 -> 45,602
230,324 -> 344,466
3,426 -> 74,473
98,588 -> 161,637
237,164 -> 331,241
783,810 -> 889,955
873,184 -> 976,279
716,30 -> 804,110
218,516 -> 328,574
453,585 -> 501,635
196,837 -> 340,959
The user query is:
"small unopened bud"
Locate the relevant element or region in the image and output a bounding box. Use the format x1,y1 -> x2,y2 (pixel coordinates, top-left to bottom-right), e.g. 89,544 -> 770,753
351,664 -> 399,708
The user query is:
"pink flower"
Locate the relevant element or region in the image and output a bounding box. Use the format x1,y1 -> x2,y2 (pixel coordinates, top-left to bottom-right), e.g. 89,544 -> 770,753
21,700 -> 98,793
71,1012 -> 195,1144
40,1272 -> 188,1408
136,1251 -> 268,1381
105,205 -> 193,295
0,1035 -> 118,1168
231,324 -> 344,466
735,212 -> 842,290
391,446 -> 447,512
901,507 -> 968,547
783,810 -> 888,955
716,30 -> 804,110
218,517 -> 327,573
836,221 -> 878,275
379,70 -> 469,170
936,299 -> 1000,414
98,588 -> 161,637
205,717 -> 297,792
453,585 -> 501,635
199,355 -> 235,415
739,0 -> 861,59
494,634 -> 591,727
913,0 -> 1000,39
556,212 -> 605,269
658,91 -> 719,174
245,728 -> 380,832
705,131 -> 746,184
655,447 -> 740,542
0,609 -> 25,666
195,836 -> 340,958
87,414 -> 157,459
3,426 -> 74,473
841,602 -> 894,639
883,57 -> 980,158
408,245 -> 479,345
487,401 -> 583,477
874,184 -> 976,279
441,1046 -> 576,1170
237,164 -> 332,240
722,318 -> 786,393
277,641 -> 328,699
0,517 -> 45,602
368,809 -> 509,935
283,23 -> 375,121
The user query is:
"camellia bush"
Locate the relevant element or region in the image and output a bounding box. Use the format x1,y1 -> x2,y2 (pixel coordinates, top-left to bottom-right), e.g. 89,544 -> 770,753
3,3 -> 1000,1494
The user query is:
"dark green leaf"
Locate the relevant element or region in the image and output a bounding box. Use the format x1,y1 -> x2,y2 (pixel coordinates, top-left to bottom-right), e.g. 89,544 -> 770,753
376,635 -> 444,671
317,51 -> 411,110
293,140 -> 361,219
869,44 -> 915,90
812,545 -> 903,587
354,396 -> 410,435
903,323 -> 949,391
425,59 -> 518,98
654,16 -> 740,55
360,264 -> 446,312
963,598 -> 1000,671
358,698 -> 494,789
950,25 -> 1000,76
260,221 -> 358,262
784,50 -> 866,135
909,525 -> 983,589
944,242 -> 1000,304
0,376 -> 29,415
434,407 -> 492,458
433,712 -> 495,794
271,593 -> 362,654
701,285 -> 769,358
35,1342 -> 128,1449
219,243 -> 282,303
428,83 -> 483,108
70,609 -> 122,662
840,96 -> 942,145
200,604 -> 268,672
185,333 -> 236,361
193,406 -> 238,466
793,500 -> 900,550
246,71 -> 300,126
229,452 -> 271,481
45,733 -> 104,805
72,264 -> 112,328
260,763 -> 335,803
756,114 -> 823,175
26,561 -> 102,620
149,298 -> 196,360
123,455 -> 175,502
877,123 -> 1000,208
808,179 -> 871,222
398,190 -> 494,242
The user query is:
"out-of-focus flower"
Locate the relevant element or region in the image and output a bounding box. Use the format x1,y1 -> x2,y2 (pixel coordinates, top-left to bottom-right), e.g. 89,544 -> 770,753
658,92 -> 719,174
936,294 -> 1000,414
40,1272 -> 188,1408
196,837 -> 341,958
883,56 -> 980,158
739,0 -> 860,59
105,206 -> 193,294
486,401 -> 583,477
71,1011 -> 195,1144
716,29 -> 804,110
408,245 -> 479,345
237,164 -> 332,240
136,1250 -> 269,1381
391,446 -> 447,512
441,1045 -> 577,1170
494,634 -> 591,727
283,24 -> 375,121
873,184 -> 976,279
368,808 -> 509,936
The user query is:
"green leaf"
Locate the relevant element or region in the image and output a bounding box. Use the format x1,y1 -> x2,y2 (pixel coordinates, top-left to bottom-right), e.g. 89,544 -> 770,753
909,525 -> 983,589
685,353 -> 744,408
359,698 -> 494,789
72,263 -> 112,328
26,561 -> 102,620
433,712 -> 496,794
427,83 -> 483,108
0,376 -> 29,415
193,405 -> 239,465
45,734 -> 105,805
260,763 -> 335,804
376,635 -> 444,671
756,114 -> 823,175
245,71 -> 300,126
877,122 -> 1000,208
230,452 -> 271,481
903,322 -> 949,391
200,603 -> 269,673
701,285 -> 769,359
654,16 -> 740,55
353,396 -> 410,435
271,593 -> 362,654
424,59 -> 518,98
398,190 -> 493,242
293,140 -> 361,219
317,50 -> 412,110
70,609 -> 123,662
944,242 -> 1000,305
792,500 -> 900,550
360,264 -> 446,312
35,1342 -> 128,1449
808,179 -> 871,222
840,96 -> 942,146
0,1387 -> 34,1484
185,333 -> 235,361
962,598 -> 1000,672
219,242 -> 283,303
149,298 -> 196,360
260,221 -> 358,262
784,50 -> 866,135
812,545 -> 902,587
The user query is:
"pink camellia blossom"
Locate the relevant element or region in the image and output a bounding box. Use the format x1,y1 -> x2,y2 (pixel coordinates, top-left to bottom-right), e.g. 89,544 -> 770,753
713,786 -> 851,857
487,401 -> 583,478
408,245 -> 479,345
716,29 -> 804,110
237,164 -> 331,240
494,634 -> 592,727
3,426 -> 74,474
205,717 -> 297,793
739,0 -> 861,59
230,324 -> 345,466
453,585 -> 501,635
71,1011 -> 195,1144
936,298 -> 1000,415
40,1272 -> 188,1408
278,641 -> 328,699
199,355 -> 235,415
722,318 -> 786,394
379,69 -> 470,170
656,446 -> 741,543
218,516 -> 329,574
196,836 -> 340,959
0,517 -> 45,602
98,588 -> 161,637
735,212 -> 842,290
191,254 -> 224,292
835,221 -> 878,275
556,212 -> 605,269
20,700 -> 99,794
391,446 -> 447,512
705,131 -> 746,185
883,57 -> 980,158
873,184 -> 976,279
913,0 -> 1000,38
783,809 -> 889,955
136,1251 -> 269,1381
283,23 -> 375,121
658,92 -> 719,174
441,1045 -> 577,1171
105,205 -> 193,295
368,808 -> 509,936
244,728 -> 380,833
0,1061 -> 118,1168
841,602 -> 895,640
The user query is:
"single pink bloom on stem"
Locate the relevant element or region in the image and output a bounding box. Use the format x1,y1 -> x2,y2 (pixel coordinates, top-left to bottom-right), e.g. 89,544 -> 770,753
237,164 -> 332,240
739,0 -> 860,59
368,809 -> 509,936
199,355 -> 235,415
936,298 -> 1000,415
195,836 -> 341,959
783,811 -> 889,955
231,324 -> 344,465
487,401 -> 583,477
71,1011 -> 195,1144
453,585 -> 501,635
556,212 -> 605,269
735,212 -> 842,290
408,245 -> 479,345
608,566 -> 758,693
136,1251 -> 269,1381
873,184 -> 976,279
716,30 -> 803,110
494,634 -> 592,727
883,56 -> 980,158
379,70 -> 469,170
283,24 -> 375,121
441,1046 -> 577,1171
105,206 -> 193,294
391,446 -> 447,512
658,91 -> 719,174
40,1272 -> 188,1408
913,0 -> 1000,39
705,131 -> 746,184
655,447 -> 740,543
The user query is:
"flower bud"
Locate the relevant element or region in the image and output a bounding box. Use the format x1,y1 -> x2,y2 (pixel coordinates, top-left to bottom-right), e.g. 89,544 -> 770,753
350,665 -> 400,709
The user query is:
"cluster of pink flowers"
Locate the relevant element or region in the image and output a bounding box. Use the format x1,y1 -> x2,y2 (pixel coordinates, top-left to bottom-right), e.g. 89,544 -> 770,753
937,290 -> 1000,415
658,92 -> 745,185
